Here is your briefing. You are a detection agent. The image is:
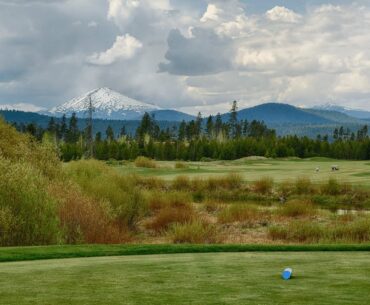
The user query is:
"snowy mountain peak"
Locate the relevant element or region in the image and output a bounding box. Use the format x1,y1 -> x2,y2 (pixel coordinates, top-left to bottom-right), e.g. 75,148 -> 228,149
48,88 -> 161,120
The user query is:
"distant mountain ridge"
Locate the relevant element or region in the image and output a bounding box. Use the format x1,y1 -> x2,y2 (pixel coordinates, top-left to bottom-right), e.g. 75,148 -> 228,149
314,103 -> 370,120
222,103 -> 331,125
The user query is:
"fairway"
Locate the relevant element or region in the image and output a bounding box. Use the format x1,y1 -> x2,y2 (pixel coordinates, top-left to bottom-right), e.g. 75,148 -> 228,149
113,158 -> 370,186
1,252 -> 370,305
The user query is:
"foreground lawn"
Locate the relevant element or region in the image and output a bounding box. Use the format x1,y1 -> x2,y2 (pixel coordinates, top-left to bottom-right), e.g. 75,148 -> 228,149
1,252 -> 369,305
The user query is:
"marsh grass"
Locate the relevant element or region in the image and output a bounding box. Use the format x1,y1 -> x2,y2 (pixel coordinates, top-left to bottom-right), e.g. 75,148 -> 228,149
252,177 -> 274,194
172,175 -> 192,190
294,177 -> 317,195
171,220 -> 220,244
278,199 -> 318,218
218,204 -> 269,227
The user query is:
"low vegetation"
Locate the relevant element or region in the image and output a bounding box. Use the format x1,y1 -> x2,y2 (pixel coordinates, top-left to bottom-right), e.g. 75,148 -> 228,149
2,118 -> 370,246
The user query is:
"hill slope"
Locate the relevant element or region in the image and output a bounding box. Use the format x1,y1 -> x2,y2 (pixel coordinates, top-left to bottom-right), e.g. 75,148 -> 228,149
222,103 -> 332,124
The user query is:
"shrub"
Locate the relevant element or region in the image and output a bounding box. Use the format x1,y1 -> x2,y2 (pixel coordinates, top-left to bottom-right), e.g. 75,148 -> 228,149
171,221 -> 220,244
51,182 -> 126,244
65,160 -> 148,230
0,158 -> 60,246
278,199 -> 317,218
252,177 -> 274,194
134,156 -> 157,168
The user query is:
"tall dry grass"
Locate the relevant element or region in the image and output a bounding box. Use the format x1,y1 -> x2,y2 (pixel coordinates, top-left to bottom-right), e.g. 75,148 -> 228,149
171,220 -> 220,244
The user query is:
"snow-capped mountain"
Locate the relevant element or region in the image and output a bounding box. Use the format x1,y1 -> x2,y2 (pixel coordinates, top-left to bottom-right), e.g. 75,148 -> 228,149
0,103 -> 46,112
313,103 -> 370,120
48,87 -> 161,120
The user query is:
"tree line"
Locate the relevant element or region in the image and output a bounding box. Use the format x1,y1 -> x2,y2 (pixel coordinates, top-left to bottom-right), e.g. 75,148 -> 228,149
11,101 -> 370,161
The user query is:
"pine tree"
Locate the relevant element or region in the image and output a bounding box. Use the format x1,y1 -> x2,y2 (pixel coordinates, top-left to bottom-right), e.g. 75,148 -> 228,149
229,100 -> 238,139
206,115 -> 214,138
106,126 -> 114,142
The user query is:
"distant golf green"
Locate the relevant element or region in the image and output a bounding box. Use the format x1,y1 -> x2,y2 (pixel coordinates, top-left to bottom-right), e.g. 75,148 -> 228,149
114,158 -> 370,186
1,252 -> 369,304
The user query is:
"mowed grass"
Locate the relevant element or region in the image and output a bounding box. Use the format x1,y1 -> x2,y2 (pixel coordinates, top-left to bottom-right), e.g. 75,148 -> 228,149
1,252 -> 370,305
113,158 -> 370,186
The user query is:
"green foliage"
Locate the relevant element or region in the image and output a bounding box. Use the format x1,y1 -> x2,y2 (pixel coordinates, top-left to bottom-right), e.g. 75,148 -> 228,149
64,160 -> 148,229
0,158 -> 60,246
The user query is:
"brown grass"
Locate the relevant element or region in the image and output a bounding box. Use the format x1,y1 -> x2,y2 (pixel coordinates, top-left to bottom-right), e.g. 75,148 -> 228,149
218,204 -> 269,227
252,177 -> 274,194
171,220 -> 221,244
146,205 -> 195,233
277,199 -> 317,218
172,175 -> 192,190
50,182 -> 128,244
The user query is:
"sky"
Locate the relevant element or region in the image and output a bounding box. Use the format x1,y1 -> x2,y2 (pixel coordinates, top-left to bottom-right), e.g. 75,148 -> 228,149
1,0 -> 370,115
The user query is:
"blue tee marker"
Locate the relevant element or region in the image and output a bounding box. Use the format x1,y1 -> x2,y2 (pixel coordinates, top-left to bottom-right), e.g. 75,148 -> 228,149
282,268 -> 293,280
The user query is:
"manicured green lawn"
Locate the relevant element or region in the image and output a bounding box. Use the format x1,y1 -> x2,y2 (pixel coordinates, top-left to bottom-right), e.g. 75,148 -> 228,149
1,252 -> 370,304
113,158 -> 370,186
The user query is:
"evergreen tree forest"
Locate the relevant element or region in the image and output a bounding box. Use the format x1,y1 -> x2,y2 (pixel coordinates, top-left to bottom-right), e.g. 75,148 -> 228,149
10,103 -> 370,162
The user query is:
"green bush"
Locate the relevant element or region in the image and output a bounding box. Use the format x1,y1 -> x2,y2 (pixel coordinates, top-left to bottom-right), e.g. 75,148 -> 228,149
65,160 -> 148,229
0,158 -> 60,246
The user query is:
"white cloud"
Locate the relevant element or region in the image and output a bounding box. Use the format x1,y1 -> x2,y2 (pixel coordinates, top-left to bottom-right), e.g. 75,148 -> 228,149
2,0 -> 370,112
266,6 -> 302,23
87,34 -> 143,65
0,102 -> 46,112
200,4 -> 222,23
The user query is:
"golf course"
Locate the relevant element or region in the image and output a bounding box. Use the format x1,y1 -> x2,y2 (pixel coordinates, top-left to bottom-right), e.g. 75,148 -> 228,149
0,247 -> 369,305
113,158 -> 370,185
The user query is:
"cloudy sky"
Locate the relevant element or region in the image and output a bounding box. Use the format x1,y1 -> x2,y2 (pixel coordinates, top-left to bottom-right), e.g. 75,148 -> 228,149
1,0 -> 370,114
